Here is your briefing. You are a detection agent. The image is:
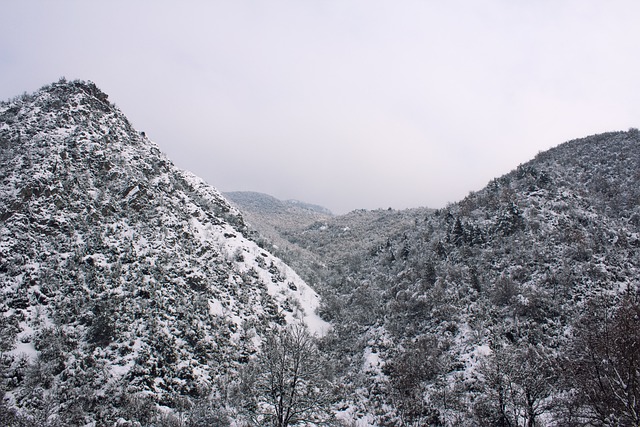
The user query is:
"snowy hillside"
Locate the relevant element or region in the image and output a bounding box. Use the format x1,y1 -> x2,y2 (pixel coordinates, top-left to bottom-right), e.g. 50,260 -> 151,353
248,131 -> 640,426
223,191 -> 335,288
2,79 -> 639,426
0,80 -> 328,424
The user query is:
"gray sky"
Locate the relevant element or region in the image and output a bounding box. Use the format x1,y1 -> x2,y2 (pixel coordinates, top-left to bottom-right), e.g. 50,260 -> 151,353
2,1 -> 640,214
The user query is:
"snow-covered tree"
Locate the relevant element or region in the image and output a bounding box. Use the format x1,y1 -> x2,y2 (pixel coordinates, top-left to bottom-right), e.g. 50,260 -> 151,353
240,325 -> 336,427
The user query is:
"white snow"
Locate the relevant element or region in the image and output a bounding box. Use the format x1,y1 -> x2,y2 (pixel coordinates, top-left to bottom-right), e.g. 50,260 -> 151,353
8,322 -> 38,362
189,216 -> 331,336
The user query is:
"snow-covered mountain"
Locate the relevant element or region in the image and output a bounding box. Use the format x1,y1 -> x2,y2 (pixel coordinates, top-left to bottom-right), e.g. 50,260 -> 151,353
246,131 -> 640,426
223,191 -> 336,288
0,80 -> 328,424
2,78 -> 639,426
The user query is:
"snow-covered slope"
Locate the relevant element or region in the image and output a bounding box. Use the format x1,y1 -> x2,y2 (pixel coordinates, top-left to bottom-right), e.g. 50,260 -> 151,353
223,191 -> 336,289
250,130 -> 640,425
0,80 -> 328,423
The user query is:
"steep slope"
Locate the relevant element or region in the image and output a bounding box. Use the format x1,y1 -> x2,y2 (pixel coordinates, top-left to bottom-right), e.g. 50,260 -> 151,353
225,192 -> 432,299
0,80 -> 328,424
223,191 -> 333,257
223,191 -> 335,287
258,131 -> 640,425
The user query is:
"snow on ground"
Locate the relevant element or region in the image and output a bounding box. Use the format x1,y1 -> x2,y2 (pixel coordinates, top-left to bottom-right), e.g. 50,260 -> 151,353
189,216 -> 331,336
335,405 -> 378,427
8,321 -> 38,362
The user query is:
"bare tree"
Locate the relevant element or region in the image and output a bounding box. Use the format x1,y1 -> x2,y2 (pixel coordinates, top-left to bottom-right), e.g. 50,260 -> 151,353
240,325 -> 336,427
383,335 -> 444,425
566,294 -> 640,426
475,343 -> 557,427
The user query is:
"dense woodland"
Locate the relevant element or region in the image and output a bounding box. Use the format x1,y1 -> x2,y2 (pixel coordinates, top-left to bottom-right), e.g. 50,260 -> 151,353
229,134 -> 640,425
1,80 -> 639,426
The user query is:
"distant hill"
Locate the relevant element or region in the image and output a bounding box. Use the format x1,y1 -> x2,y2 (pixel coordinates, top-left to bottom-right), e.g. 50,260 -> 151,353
225,191 -> 333,217
224,191 -> 333,242
0,80 -> 328,424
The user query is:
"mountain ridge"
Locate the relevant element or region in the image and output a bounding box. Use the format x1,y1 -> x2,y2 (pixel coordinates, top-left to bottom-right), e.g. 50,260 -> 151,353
1,79 -> 639,426
0,79 -> 328,425
225,191 -> 333,217
238,129 -> 640,425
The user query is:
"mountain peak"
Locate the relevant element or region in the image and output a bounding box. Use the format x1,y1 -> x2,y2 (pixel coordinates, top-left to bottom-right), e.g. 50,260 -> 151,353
0,80 -> 329,423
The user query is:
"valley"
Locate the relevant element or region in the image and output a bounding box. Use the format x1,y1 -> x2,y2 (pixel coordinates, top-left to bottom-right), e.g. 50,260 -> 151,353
1,80 -> 639,426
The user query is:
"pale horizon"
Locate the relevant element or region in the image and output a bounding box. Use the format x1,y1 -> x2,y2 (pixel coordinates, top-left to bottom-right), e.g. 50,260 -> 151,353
2,1 -> 639,214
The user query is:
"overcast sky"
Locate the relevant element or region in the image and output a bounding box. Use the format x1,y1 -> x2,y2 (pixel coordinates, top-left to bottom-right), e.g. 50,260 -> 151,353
2,1 -> 640,214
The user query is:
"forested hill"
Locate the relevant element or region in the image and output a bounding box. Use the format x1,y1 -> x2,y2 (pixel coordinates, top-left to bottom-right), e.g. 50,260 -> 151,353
1,78 -> 639,426
261,130 -> 640,425
0,80 -> 328,425
224,191 -> 333,219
